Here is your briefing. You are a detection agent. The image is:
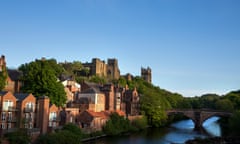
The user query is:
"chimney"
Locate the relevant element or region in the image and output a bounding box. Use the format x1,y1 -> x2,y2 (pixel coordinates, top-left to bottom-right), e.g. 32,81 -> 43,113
36,96 -> 50,134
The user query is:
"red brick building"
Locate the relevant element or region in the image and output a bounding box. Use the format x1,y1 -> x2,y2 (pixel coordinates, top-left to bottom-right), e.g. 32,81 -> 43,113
14,93 -> 36,129
0,91 -> 18,134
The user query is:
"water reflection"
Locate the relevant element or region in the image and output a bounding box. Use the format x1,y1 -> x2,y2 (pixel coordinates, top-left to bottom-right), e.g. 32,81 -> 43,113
168,119 -> 206,143
84,117 -> 221,144
203,116 -> 221,136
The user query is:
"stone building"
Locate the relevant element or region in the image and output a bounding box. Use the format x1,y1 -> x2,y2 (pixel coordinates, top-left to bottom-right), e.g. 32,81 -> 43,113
123,87 -> 140,116
83,58 -> 107,77
107,59 -> 120,80
82,58 -> 120,80
141,67 -> 152,83
77,82 -> 105,112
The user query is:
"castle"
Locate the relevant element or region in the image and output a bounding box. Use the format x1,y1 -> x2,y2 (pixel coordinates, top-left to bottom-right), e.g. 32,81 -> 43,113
141,67 -> 152,83
82,58 -> 120,80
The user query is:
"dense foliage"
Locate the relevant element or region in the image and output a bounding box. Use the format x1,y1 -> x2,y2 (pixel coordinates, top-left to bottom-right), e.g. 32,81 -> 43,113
116,76 -> 183,127
131,116 -> 148,130
5,129 -> 31,144
19,58 -> 66,106
103,112 -> 135,135
174,90 -> 240,136
35,123 -> 83,144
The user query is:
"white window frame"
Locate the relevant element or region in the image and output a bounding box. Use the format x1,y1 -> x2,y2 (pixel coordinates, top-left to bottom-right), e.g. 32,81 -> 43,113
8,112 -> 12,121
3,100 -> 13,111
1,123 -> 5,129
1,112 -> 6,121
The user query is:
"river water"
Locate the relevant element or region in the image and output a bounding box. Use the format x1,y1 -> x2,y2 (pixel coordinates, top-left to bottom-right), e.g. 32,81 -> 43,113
85,116 -> 221,144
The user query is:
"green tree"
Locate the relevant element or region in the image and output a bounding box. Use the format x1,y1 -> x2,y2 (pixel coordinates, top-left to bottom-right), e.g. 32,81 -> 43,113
89,75 -> 106,84
36,124 -> 83,144
19,59 -> 66,106
215,99 -> 234,112
131,116 -> 148,130
224,91 -> 240,110
229,110 -> 240,136
103,112 -> 134,135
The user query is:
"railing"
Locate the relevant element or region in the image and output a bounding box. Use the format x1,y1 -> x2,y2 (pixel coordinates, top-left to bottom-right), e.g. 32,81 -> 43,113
49,117 -> 61,122
24,107 -> 34,113
23,117 -> 33,123
7,106 -> 18,111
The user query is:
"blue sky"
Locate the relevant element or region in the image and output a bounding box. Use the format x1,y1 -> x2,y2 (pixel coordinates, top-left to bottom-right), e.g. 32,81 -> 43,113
1,0 -> 240,97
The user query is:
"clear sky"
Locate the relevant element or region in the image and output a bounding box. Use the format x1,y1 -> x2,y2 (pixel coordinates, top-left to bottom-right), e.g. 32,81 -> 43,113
1,0 -> 240,97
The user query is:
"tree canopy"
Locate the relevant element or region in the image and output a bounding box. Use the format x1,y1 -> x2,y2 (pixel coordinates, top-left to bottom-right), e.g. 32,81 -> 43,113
19,58 -> 66,106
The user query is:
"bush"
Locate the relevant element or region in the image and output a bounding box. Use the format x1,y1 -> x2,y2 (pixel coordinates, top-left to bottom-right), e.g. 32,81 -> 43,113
132,116 -> 148,130
35,124 -> 83,144
5,129 -> 30,144
103,112 -> 135,135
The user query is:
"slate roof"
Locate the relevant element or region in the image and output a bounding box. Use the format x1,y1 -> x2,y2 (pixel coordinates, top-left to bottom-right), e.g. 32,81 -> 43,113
0,91 -> 8,96
14,93 -> 30,101
7,69 -> 22,81
81,87 -> 102,94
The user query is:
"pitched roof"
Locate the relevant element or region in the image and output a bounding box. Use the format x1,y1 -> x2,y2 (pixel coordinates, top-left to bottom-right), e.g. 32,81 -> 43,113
7,69 -> 22,81
86,110 -> 109,119
0,91 -> 8,96
14,93 -> 31,101
81,87 -> 102,94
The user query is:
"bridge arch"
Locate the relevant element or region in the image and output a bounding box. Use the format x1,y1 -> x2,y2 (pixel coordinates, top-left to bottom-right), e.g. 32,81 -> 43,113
166,109 -> 233,130
200,111 -> 233,126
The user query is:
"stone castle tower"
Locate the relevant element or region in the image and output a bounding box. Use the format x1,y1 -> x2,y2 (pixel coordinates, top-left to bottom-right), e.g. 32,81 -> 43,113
141,67 -> 152,83
83,58 -> 120,80
107,58 -> 120,80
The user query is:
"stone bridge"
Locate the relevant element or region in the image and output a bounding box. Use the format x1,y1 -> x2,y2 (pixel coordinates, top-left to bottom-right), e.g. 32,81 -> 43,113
166,109 -> 233,130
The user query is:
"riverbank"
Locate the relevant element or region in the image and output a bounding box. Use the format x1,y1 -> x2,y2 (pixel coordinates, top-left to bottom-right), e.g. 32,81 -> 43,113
81,134 -> 107,142
186,136 -> 240,144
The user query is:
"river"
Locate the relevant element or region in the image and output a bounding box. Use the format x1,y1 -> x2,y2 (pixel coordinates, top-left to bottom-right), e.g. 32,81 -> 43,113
84,116 -> 221,144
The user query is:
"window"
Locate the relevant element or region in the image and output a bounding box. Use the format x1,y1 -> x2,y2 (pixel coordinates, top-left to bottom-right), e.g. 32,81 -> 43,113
25,102 -> 34,112
3,100 -> 13,111
53,122 -> 56,127
1,123 -> 5,129
8,112 -> 12,121
49,122 -> 52,127
29,123 -> 33,129
7,123 -> 11,129
49,112 -> 57,121
24,124 -> 28,128
1,112 -> 6,121
25,113 -> 29,118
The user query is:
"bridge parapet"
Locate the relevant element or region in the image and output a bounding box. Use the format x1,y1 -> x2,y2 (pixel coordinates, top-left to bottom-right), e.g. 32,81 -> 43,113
166,109 -> 233,130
